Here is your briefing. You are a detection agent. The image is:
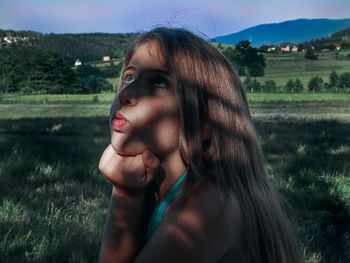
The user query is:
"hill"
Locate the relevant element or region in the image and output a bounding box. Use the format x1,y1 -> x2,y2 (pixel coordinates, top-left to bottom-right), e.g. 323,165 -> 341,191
0,30 -> 140,63
297,26 -> 350,50
214,18 -> 350,47
332,27 -> 350,40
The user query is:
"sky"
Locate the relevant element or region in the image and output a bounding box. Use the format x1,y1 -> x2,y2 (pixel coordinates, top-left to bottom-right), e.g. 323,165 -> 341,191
0,0 -> 349,38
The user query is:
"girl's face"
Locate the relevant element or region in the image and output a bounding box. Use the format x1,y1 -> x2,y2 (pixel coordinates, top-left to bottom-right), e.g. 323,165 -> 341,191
110,41 -> 181,160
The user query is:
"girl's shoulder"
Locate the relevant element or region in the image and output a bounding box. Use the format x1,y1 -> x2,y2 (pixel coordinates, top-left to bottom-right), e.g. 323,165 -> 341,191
180,175 -> 243,244
155,174 -> 244,262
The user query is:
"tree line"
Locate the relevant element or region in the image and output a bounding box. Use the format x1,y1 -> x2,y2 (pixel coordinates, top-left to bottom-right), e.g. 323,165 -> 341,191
218,41 -> 266,77
27,33 -> 140,63
0,29 -> 140,94
243,70 -> 350,93
0,44 -> 123,94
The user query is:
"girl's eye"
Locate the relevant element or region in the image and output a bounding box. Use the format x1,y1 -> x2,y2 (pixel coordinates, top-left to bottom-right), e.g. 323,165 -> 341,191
125,75 -> 135,84
153,77 -> 168,88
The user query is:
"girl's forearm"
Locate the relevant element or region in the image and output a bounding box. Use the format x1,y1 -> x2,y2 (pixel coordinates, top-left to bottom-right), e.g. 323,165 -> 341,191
99,186 -> 145,263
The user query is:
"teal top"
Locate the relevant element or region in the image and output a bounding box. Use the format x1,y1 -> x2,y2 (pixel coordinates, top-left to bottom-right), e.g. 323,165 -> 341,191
146,171 -> 187,240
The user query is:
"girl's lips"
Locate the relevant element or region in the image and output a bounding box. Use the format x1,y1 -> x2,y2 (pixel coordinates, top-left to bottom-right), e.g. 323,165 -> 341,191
112,112 -> 129,131
117,152 -> 142,157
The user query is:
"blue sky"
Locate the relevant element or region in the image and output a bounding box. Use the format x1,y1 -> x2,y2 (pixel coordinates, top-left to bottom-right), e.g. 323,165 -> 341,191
0,0 -> 349,37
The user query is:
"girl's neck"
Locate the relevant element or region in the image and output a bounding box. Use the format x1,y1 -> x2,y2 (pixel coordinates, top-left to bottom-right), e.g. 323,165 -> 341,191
158,149 -> 186,202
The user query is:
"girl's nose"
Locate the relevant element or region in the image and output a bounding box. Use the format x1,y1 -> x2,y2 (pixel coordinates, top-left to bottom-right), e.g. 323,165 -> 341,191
118,87 -> 137,106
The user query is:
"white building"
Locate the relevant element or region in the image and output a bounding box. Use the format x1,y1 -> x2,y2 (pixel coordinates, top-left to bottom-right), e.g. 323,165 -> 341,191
74,59 -> 82,66
281,45 -> 290,52
4,36 -> 13,43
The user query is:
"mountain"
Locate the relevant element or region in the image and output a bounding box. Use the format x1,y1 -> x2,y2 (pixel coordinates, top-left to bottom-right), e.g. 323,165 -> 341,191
214,18 -> 350,47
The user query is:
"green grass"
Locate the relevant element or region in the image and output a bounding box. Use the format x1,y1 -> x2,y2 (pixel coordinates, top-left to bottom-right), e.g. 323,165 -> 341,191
0,93 -> 116,105
0,95 -> 349,262
85,58 -> 123,67
2,92 -> 350,105
258,49 -> 350,88
246,92 -> 350,102
0,104 -> 110,119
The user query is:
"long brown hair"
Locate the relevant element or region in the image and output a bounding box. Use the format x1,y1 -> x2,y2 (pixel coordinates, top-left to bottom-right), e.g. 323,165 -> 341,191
119,27 -> 302,263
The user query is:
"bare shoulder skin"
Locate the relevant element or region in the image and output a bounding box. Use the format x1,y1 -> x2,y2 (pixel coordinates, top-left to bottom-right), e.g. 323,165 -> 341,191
135,176 -> 248,263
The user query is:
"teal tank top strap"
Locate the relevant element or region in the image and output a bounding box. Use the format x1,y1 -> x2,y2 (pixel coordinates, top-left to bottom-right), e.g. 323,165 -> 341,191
146,170 -> 187,240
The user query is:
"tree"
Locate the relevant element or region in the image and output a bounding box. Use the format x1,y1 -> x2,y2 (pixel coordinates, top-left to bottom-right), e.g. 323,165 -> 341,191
222,46 -> 240,68
100,61 -> 123,78
221,41 -> 265,76
0,45 -> 85,94
0,76 -> 15,92
285,79 -> 295,92
340,72 -> 350,91
243,75 -> 252,92
76,64 -> 101,79
85,75 -> 113,93
294,78 -> 303,92
238,66 -> 246,76
251,78 -> 261,92
305,48 -> 318,60
326,43 -> 336,51
236,40 -> 265,67
329,71 -> 339,88
248,63 -> 264,77
264,80 -> 277,92
308,76 -> 323,92
297,43 -> 305,52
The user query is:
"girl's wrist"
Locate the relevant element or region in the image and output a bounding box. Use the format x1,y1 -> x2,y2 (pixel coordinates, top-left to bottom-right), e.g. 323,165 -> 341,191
112,185 -> 146,199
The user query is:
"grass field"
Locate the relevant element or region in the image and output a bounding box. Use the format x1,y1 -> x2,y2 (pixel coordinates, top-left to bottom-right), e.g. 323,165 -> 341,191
1,94 -> 349,262
2,92 -> 350,104
251,50 -> 350,88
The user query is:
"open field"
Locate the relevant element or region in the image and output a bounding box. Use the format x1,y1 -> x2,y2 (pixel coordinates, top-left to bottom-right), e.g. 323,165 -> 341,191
2,92 -> 350,104
250,50 -> 350,88
213,42 -> 350,88
0,94 -> 349,262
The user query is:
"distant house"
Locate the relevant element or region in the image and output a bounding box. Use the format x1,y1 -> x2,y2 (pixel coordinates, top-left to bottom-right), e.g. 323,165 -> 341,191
103,56 -> 110,62
291,46 -> 298,52
74,59 -> 82,66
281,45 -> 290,52
4,36 -> 13,43
336,44 -> 341,51
267,47 -> 276,52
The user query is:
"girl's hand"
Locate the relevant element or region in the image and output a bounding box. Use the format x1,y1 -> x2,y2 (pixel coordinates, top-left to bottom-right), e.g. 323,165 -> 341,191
99,144 -> 160,196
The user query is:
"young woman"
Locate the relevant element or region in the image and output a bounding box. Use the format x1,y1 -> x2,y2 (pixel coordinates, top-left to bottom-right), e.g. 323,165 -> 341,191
98,27 -> 302,263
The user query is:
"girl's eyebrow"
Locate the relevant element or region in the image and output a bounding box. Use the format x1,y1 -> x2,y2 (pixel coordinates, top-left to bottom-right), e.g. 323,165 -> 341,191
124,65 -> 170,76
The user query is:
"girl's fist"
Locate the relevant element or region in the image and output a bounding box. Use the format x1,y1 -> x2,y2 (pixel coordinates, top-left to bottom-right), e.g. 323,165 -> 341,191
99,145 -> 160,196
